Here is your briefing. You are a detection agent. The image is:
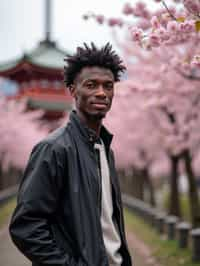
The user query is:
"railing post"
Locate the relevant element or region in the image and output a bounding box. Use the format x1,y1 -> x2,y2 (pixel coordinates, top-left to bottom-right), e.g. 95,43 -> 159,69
165,215 -> 178,240
191,228 -> 200,262
176,222 -> 191,248
155,212 -> 166,234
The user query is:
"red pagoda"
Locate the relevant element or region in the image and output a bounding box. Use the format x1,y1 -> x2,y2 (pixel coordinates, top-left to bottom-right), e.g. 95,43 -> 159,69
0,0 -> 73,124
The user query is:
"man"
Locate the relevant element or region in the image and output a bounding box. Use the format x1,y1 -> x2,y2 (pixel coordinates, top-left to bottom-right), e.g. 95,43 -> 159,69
9,43 -> 132,266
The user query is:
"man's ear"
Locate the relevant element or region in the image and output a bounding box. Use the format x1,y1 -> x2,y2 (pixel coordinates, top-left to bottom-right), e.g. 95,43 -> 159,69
69,85 -> 76,98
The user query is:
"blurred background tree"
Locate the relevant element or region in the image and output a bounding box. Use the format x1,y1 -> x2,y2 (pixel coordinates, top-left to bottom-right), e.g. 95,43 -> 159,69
86,0 -> 200,227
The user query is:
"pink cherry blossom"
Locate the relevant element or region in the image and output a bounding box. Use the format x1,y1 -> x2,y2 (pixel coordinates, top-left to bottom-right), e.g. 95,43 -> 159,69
132,2 -> 150,19
131,27 -> 144,42
167,21 -> 179,33
137,18 -> 151,30
178,20 -> 195,33
123,3 -> 134,15
156,26 -> 170,41
108,18 -> 123,27
151,16 -> 160,29
149,33 -> 161,47
183,0 -> 200,15
96,15 -> 104,24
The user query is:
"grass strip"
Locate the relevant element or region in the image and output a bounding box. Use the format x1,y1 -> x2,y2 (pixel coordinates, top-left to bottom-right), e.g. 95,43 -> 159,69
0,199 -> 16,229
124,208 -> 200,266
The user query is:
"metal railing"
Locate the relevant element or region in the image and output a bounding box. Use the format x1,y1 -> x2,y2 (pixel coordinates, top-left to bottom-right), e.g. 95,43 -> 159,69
0,185 -> 18,206
122,193 -> 200,262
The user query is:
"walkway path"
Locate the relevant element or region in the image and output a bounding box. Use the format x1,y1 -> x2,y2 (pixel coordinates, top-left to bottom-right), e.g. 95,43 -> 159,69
0,226 -> 29,266
0,222 -> 159,266
126,230 -> 160,266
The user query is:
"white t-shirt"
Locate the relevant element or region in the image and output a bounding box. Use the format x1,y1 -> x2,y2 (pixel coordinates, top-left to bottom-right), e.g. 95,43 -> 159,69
95,141 -> 122,266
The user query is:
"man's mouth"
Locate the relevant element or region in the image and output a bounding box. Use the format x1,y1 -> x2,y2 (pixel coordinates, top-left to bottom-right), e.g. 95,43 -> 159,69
91,102 -> 108,108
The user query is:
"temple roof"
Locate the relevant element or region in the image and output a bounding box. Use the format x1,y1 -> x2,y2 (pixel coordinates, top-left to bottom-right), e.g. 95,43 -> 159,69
0,40 -> 69,73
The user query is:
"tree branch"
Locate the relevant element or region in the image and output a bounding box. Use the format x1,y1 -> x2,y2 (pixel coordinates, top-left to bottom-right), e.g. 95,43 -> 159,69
161,0 -> 177,21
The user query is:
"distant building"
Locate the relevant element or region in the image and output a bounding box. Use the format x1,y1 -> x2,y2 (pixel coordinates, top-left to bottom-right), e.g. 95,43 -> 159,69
0,0 -> 72,125
0,78 -> 19,96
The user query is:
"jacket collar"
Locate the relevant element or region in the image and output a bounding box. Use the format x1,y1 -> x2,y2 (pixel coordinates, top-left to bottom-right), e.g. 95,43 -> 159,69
69,110 -> 113,149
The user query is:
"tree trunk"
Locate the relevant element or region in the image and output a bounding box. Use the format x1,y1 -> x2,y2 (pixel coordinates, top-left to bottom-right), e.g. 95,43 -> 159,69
142,168 -> 156,207
130,168 -> 145,200
183,150 -> 200,228
169,155 -> 181,217
0,162 -> 3,190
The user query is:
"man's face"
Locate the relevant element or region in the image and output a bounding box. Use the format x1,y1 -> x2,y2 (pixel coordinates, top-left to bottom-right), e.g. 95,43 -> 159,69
70,66 -> 114,121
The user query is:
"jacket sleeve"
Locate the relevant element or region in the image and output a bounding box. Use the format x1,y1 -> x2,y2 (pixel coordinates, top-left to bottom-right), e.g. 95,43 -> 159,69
9,141 -> 77,266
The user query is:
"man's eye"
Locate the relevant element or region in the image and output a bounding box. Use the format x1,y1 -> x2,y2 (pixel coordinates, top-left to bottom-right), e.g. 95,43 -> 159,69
86,83 -> 96,89
104,83 -> 113,90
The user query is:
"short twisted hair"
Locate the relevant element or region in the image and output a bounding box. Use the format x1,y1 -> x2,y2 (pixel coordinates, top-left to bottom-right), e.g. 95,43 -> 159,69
64,43 -> 126,87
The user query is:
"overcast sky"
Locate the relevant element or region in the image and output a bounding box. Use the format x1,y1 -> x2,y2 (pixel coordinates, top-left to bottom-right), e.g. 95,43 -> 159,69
0,0 -> 158,63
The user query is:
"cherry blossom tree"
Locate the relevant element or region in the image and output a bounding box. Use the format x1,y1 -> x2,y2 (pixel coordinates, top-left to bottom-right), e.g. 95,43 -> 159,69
111,44 -> 200,225
105,82 -> 169,206
0,96 -> 49,189
85,0 -> 200,76
126,0 -> 200,227
84,1 -> 200,226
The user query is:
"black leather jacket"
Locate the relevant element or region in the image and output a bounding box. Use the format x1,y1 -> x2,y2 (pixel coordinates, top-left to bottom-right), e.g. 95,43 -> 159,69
9,111 -> 132,266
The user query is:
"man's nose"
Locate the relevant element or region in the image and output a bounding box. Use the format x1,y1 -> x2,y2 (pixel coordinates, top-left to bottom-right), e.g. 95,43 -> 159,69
95,85 -> 106,97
